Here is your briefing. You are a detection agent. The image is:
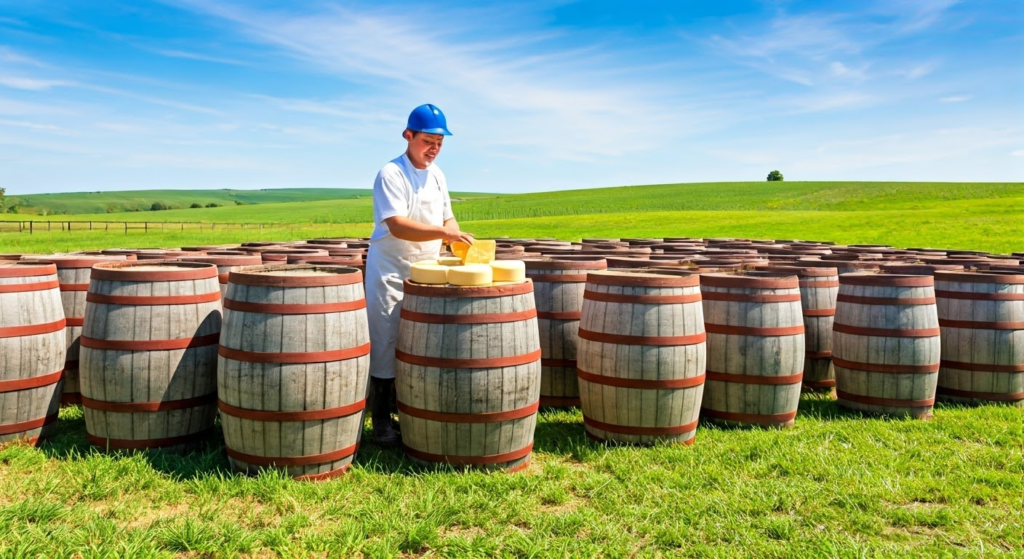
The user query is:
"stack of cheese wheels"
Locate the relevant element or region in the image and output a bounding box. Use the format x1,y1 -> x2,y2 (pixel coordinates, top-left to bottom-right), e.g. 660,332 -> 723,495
934,270 -> 1024,406
526,257 -> 607,407
410,260 -> 449,285
577,270 -> 706,444
80,262 -> 222,451
490,260 -> 526,283
218,265 -> 370,480
0,261 -> 66,445
21,254 -> 127,405
396,279 -> 541,472
700,272 -> 805,428
833,273 -> 941,419
448,264 -> 493,286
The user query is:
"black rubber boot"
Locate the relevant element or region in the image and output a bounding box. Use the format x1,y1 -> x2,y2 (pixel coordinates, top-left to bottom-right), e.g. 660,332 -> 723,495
370,377 -> 400,448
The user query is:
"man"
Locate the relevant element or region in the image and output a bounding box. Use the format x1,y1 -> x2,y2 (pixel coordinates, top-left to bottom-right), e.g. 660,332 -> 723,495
365,104 -> 474,446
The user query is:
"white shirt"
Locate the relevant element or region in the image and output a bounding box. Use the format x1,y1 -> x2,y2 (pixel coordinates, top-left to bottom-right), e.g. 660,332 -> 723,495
369,153 -> 454,250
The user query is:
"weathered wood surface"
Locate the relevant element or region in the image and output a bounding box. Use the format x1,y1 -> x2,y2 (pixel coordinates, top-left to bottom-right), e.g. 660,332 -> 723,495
700,272 -> 804,428
176,254 -> 262,295
22,255 -> 126,405
80,262 -> 222,451
396,279 -> 541,472
0,262 -> 66,445
218,265 -> 370,480
934,271 -> 1024,406
577,271 -> 706,444
525,257 -> 607,407
833,273 -> 941,419
753,265 -> 839,392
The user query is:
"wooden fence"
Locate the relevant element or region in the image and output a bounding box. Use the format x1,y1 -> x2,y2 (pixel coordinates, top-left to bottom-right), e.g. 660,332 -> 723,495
0,221 -> 283,234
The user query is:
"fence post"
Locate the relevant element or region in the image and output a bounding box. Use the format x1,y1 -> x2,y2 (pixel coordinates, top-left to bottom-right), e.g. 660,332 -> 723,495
145,222 -> 148,233
124,222 -> 128,234
29,222 -> 33,235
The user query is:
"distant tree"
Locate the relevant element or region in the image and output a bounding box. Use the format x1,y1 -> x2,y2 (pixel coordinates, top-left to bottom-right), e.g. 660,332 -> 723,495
205,202 -> 220,208
234,200 -> 245,205
0,187 -> 6,213
170,203 -> 182,210
190,202 -> 203,208
151,201 -> 168,211
767,170 -> 784,182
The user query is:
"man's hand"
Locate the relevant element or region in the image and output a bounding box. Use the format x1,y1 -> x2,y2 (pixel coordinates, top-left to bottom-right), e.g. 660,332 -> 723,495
443,224 -> 474,246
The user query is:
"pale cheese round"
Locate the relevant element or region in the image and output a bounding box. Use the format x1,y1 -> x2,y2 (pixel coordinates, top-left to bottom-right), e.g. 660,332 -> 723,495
409,263 -> 449,284
490,260 -> 526,283
447,264 -> 493,286
437,257 -> 463,266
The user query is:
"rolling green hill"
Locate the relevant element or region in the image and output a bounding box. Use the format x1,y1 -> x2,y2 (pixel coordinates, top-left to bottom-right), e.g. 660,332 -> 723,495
4,188 -> 493,216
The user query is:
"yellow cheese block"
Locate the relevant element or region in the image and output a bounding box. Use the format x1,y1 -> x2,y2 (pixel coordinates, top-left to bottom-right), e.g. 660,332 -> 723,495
490,260 -> 526,283
409,262 -> 449,284
437,256 -> 463,266
415,259 -> 439,266
451,240 -> 496,264
447,264 -> 493,286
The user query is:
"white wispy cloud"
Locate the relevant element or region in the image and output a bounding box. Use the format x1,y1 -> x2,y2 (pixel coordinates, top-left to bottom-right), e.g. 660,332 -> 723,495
151,48 -> 247,66
0,118 -> 76,134
1011,149 -> 1024,157
162,0 -> 695,162
0,75 -> 73,91
940,95 -> 973,103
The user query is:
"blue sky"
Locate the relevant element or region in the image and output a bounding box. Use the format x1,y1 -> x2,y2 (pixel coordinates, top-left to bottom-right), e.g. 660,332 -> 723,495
0,0 -> 1022,194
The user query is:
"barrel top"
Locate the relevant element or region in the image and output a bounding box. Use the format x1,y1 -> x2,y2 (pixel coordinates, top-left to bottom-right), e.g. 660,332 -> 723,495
586,269 -> 699,287
752,265 -> 839,277
20,254 -> 127,268
0,261 -> 57,277
403,278 -> 534,298
90,261 -> 218,282
934,270 -> 1024,284
839,272 -> 934,287
178,254 -> 263,266
228,264 -> 363,287
700,272 -> 799,289
524,257 -> 607,270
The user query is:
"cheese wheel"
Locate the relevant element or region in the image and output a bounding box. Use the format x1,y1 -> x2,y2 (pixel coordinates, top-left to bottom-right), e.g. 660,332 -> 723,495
409,263 -> 449,284
451,240 -> 496,264
490,260 -> 526,283
437,257 -> 463,266
447,264 -> 493,286
416,259 -> 439,266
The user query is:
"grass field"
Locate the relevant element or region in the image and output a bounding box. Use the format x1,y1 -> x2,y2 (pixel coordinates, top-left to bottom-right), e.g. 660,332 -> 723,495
2,398 -> 1021,557
1,180 -> 1023,557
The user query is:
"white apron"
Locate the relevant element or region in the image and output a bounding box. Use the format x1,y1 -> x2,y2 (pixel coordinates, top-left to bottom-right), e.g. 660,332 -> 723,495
365,166 -> 446,379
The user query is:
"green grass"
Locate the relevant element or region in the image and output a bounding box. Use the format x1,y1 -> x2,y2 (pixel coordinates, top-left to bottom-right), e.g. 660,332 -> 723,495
2,398 -> 1021,557
4,188 -> 490,216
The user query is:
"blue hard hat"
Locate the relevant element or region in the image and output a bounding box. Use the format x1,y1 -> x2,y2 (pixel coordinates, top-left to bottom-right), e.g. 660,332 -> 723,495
406,104 -> 452,136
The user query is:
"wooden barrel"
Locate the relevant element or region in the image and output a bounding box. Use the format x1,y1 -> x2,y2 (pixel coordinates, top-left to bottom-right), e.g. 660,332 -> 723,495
176,254 -> 262,295
577,271 -> 706,444
752,265 -> 839,391
833,273 -> 940,419
218,265 -> 370,480
80,262 -> 222,450
396,280 -> 541,471
525,257 -> 607,407
700,272 -> 804,428
934,271 -> 1024,406
0,262 -> 65,445
21,255 -> 127,405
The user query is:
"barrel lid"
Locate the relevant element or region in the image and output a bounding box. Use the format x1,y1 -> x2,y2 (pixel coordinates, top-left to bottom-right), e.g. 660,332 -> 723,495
586,270 -> 699,288
91,261 -> 218,282
700,272 -> 799,289
178,254 -> 263,266
750,265 -> 839,277
21,254 -> 129,268
228,264 -> 362,287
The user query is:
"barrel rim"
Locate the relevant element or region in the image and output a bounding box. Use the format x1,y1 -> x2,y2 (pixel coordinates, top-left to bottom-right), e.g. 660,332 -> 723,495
524,257 -> 607,270
585,270 -> 699,287
749,265 -> 838,277
228,264 -> 363,286
178,255 -> 263,266
699,272 -> 798,289
839,272 -> 934,287
934,270 -> 1024,284
0,261 -> 58,278
90,261 -> 218,281
403,278 -> 534,297
20,255 -> 128,268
